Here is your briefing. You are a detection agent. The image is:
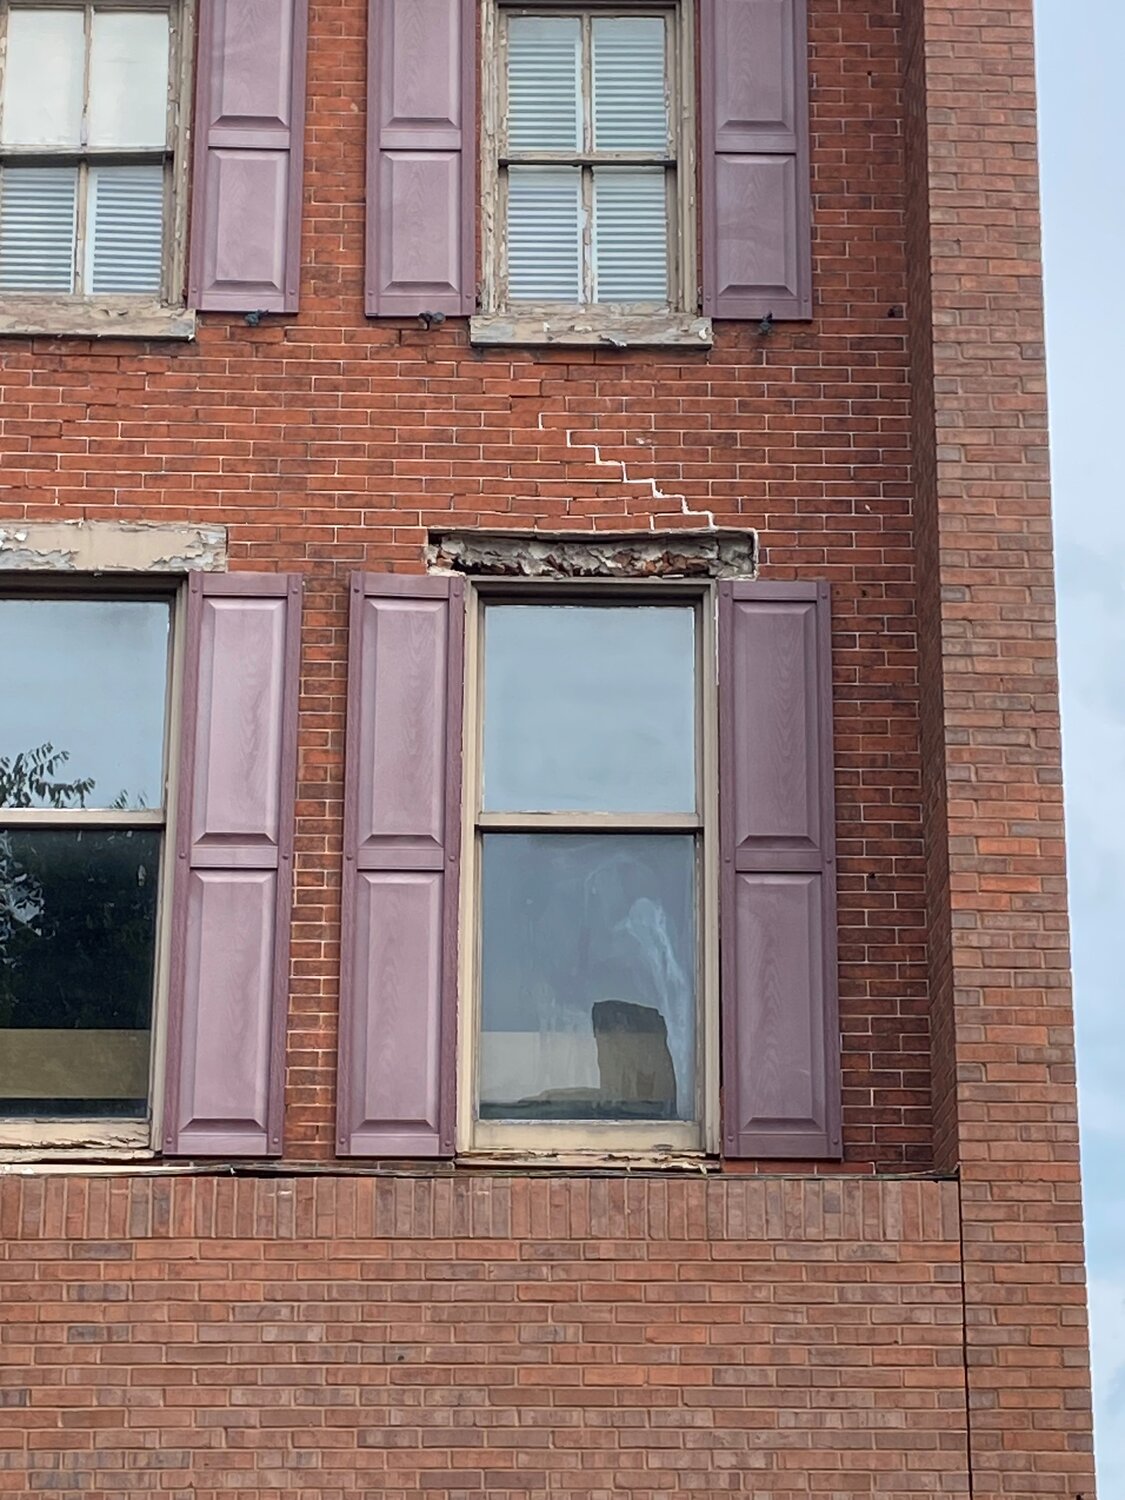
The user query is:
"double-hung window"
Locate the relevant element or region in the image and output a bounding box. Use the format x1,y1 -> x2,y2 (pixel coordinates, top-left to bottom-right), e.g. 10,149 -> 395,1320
0,0 -> 190,333
0,594 -> 173,1144
474,1 -> 701,342
465,592 -> 716,1153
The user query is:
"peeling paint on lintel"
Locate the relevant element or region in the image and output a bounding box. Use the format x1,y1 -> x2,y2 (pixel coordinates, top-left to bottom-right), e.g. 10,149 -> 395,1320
0,521 -> 228,574
426,530 -> 757,581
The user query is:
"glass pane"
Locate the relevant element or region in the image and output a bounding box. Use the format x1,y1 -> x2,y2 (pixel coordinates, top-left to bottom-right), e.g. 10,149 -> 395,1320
483,604 -> 696,813
88,10 -> 170,148
593,168 -> 668,303
0,828 -> 159,1117
0,600 -> 170,811
506,16 -> 581,152
506,167 -> 582,302
87,164 -> 165,293
0,166 -> 77,292
479,834 -> 697,1123
591,17 -> 668,152
1,8 -> 84,146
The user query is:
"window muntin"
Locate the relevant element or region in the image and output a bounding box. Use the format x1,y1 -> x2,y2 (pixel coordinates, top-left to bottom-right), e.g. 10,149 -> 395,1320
466,594 -> 713,1153
0,2 -> 177,299
0,596 -> 172,1122
494,6 -> 683,310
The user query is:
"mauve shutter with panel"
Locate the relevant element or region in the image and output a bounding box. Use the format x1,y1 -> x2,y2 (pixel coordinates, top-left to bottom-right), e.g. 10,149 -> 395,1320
164,573 -> 301,1157
366,0 -> 474,316
188,0 -> 308,313
718,581 -> 841,1159
701,0 -> 812,320
337,574 -> 464,1156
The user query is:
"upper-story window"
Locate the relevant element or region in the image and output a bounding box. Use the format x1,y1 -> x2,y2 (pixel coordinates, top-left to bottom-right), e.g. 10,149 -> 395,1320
472,0 -> 703,345
0,0 -> 192,336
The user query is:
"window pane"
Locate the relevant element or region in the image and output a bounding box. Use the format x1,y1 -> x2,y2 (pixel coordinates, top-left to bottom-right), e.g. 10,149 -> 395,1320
506,16 -> 581,152
88,165 -> 164,294
483,605 -> 696,813
0,8 -> 84,147
593,168 -> 668,302
0,166 -> 77,292
479,834 -> 696,1123
506,167 -> 582,302
88,9 -> 170,148
0,828 -> 159,1117
591,16 -> 668,152
0,600 -> 170,811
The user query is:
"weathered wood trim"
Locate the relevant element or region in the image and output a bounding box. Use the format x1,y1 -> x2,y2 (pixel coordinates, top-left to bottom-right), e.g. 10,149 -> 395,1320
0,297 -> 195,339
469,310 -> 712,346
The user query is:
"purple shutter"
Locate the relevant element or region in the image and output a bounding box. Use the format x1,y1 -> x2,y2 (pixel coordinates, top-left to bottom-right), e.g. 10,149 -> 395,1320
718,580 -> 840,1159
164,573 -> 301,1157
337,574 -> 464,1156
188,0 -> 308,313
701,0 -> 811,320
366,0 -> 475,317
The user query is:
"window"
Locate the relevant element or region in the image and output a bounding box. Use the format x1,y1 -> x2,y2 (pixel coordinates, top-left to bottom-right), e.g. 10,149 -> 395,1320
0,0 -> 192,336
473,1 -> 706,346
461,591 -> 718,1153
0,595 -> 173,1144
340,569 -> 841,1165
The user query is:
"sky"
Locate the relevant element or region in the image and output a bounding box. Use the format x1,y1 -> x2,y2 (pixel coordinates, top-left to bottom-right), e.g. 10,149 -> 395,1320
1034,2 -> 1125,1490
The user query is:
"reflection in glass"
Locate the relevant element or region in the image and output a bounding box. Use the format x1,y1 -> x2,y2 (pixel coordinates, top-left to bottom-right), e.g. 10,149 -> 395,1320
479,834 -> 696,1122
0,828 -> 159,1116
483,605 -> 696,813
0,599 -> 170,809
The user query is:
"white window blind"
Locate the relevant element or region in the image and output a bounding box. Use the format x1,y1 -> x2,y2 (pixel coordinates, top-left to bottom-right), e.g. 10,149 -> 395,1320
0,2 -> 173,298
502,10 -> 672,308
593,168 -> 667,303
88,166 -> 164,293
0,167 -> 77,291
591,17 -> 668,152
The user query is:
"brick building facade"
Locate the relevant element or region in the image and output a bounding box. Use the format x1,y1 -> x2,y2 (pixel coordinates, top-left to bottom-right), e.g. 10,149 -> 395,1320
0,0 -> 1098,1496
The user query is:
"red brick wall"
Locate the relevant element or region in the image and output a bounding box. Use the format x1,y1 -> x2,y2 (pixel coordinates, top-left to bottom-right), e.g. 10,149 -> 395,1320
904,2 -> 1096,1495
0,0 -> 931,1170
0,1176 -> 968,1499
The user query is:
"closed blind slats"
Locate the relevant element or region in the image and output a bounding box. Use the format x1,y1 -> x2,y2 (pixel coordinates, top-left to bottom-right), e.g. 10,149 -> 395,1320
507,167 -> 581,302
507,17 -> 581,153
89,165 -> 164,294
0,167 -> 77,292
592,17 -> 668,152
593,168 -> 668,303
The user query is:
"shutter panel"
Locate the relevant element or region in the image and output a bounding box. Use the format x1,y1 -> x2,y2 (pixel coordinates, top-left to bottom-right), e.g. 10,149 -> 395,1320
366,0 -> 474,317
718,580 -> 840,1159
701,0 -> 811,320
164,573 -> 301,1157
338,574 -> 464,1157
188,0 -> 308,313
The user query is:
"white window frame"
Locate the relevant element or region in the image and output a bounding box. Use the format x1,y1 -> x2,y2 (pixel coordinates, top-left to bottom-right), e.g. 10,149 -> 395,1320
471,0 -> 712,349
0,0 -> 195,339
456,578 -> 720,1160
0,579 -> 184,1157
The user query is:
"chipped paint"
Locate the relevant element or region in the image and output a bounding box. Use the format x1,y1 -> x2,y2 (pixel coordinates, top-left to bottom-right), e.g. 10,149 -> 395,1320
0,521 -> 228,573
426,530 -> 757,580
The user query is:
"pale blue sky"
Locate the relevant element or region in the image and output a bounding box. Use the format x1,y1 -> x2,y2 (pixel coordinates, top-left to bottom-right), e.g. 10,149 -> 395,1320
1035,2 -> 1124,1489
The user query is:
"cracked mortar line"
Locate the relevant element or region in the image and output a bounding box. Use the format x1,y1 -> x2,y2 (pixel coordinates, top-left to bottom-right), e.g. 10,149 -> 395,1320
537,411 -> 716,529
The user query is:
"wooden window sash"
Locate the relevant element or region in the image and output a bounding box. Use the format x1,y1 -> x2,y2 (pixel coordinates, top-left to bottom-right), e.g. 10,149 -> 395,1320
0,0 -> 189,303
457,583 -> 719,1157
484,0 -> 694,317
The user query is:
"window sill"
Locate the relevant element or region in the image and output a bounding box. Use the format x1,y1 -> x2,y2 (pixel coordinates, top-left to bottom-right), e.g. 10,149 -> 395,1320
469,311 -> 713,349
0,298 -> 196,340
0,1119 -> 153,1159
